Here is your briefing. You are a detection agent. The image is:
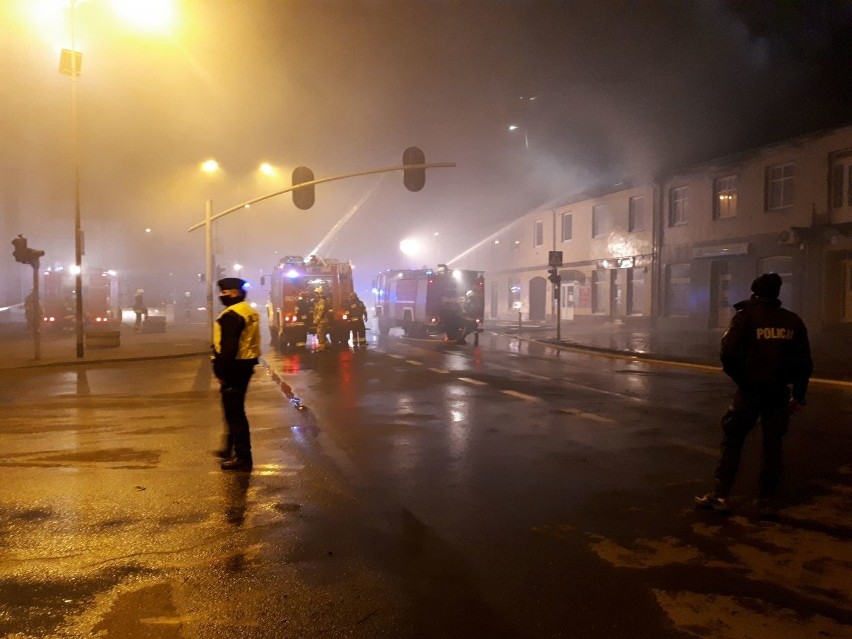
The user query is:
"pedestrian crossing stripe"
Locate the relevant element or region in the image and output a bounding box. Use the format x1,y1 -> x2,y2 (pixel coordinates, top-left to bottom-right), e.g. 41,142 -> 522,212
559,408 -> 614,423
501,390 -> 539,401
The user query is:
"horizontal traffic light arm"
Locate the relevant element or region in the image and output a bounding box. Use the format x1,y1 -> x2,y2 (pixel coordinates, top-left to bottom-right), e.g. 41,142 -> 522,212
187,161 -> 456,233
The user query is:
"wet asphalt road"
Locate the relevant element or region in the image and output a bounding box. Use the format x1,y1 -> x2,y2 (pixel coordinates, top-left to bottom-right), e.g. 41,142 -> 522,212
0,330 -> 850,638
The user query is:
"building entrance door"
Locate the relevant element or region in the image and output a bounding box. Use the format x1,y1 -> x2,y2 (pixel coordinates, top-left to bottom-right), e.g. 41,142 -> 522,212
610,269 -> 626,320
843,259 -> 852,322
529,277 -> 546,321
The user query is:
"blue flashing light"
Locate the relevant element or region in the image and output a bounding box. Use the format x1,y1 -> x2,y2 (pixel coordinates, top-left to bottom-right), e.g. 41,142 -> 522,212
286,269 -> 300,279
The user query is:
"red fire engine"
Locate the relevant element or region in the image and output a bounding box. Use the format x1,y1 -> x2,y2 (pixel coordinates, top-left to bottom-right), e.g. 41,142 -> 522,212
266,255 -> 355,350
373,264 -> 484,342
41,267 -> 118,329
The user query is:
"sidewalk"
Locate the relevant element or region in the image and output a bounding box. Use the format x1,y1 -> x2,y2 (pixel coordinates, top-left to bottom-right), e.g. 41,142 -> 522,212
490,320 -> 852,383
1,319 -> 848,382
0,322 -> 211,370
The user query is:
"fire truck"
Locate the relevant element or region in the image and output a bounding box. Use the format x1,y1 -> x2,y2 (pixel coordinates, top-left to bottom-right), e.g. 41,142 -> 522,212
373,265 -> 485,342
266,255 -> 355,350
41,267 -> 118,329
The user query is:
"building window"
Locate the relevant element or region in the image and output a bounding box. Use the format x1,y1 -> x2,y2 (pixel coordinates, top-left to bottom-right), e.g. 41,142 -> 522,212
666,263 -> 690,316
758,256 -> 794,310
627,268 -> 645,315
592,205 -> 607,238
561,212 -> 573,242
628,196 -> 645,232
592,270 -> 607,314
766,163 -> 794,210
713,175 -> 738,219
534,219 -> 544,247
831,160 -> 852,209
669,186 -> 688,226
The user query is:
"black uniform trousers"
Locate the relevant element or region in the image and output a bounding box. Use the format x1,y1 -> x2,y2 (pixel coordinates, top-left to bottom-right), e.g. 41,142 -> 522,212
714,384 -> 790,499
219,363 -> 255,461
351,318 -> 366,343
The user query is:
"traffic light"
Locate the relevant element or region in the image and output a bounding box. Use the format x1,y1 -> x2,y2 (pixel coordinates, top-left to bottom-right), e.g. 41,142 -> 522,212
548,266 -> 560,284
292,166 -> 315,210
11,235 -> 45,265
403,146 -> 426,192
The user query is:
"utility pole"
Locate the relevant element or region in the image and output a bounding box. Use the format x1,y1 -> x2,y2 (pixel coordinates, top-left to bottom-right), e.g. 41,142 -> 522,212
548,251 -> 563,342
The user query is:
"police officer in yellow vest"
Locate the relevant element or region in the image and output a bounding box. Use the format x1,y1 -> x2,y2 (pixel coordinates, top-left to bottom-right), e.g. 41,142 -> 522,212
212,278 -> 260,471
695,273 -> 812,517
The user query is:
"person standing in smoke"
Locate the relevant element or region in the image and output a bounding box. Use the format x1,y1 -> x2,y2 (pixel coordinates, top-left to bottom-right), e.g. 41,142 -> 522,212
212,278 -> 260,472
695,273 -> 812,518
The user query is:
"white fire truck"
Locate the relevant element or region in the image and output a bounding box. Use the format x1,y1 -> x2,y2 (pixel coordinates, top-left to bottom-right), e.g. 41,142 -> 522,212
266,255 -> 355,350
373,264 -> 484,342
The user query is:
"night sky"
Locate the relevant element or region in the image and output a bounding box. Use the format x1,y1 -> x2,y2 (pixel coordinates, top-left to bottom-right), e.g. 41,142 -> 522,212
1,0 -> 850,303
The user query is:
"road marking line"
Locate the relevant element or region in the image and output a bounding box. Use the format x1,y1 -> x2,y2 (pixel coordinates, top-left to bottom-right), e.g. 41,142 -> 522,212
458,377 -> 488,386
559,408 -> 614,423
484,361 -> 647,403
501,390 -> 539,401
405,360 -> 423,366
387,354 -> 404,359
428,368 -> 450,374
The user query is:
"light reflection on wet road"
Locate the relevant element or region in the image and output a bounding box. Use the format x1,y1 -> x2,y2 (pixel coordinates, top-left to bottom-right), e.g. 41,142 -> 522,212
0,331 -> 850,638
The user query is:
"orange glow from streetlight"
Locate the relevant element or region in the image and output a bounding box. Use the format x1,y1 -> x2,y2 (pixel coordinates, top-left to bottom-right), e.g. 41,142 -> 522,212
110,0 -> 175,33
200,159 -> 219,174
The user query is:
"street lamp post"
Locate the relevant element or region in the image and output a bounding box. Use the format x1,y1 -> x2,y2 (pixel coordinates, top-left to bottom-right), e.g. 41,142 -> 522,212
205,199 -> 214,337
66,0 -> 85,358
200,160 -> 220,338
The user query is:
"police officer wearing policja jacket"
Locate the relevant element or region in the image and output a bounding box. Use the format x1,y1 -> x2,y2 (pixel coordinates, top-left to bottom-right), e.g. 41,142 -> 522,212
212,278 -> 260,471
695,273 -> 813,517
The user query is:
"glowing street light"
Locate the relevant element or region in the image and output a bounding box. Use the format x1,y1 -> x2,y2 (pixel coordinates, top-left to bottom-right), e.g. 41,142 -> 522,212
399,238 -> 421,256
508,124 -> 529,150
111,0 -> 175,33
201,159 -> 220,174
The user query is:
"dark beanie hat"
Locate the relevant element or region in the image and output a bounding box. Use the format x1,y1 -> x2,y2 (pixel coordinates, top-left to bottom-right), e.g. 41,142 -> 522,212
751,273 -> 782,299
217,277 -> 247,291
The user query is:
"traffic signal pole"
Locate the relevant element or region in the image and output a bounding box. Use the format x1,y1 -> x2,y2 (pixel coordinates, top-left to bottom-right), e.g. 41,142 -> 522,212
30,262 -> 41,361
555,276 -> 561,342
188,157 -> 456,339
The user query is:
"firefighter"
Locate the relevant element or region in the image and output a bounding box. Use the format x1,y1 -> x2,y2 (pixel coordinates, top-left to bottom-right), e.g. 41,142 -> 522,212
348,292 -> 368,347
295,290 -> 312,348
212,277 -> 260,471
441,298 -> 463,343
133,289 -> 147,330
695,273 -> 812,517
313,293 -> 330,351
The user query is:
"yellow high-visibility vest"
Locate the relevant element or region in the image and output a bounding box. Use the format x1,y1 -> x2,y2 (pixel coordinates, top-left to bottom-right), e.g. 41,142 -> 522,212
213,301 -> 261,359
